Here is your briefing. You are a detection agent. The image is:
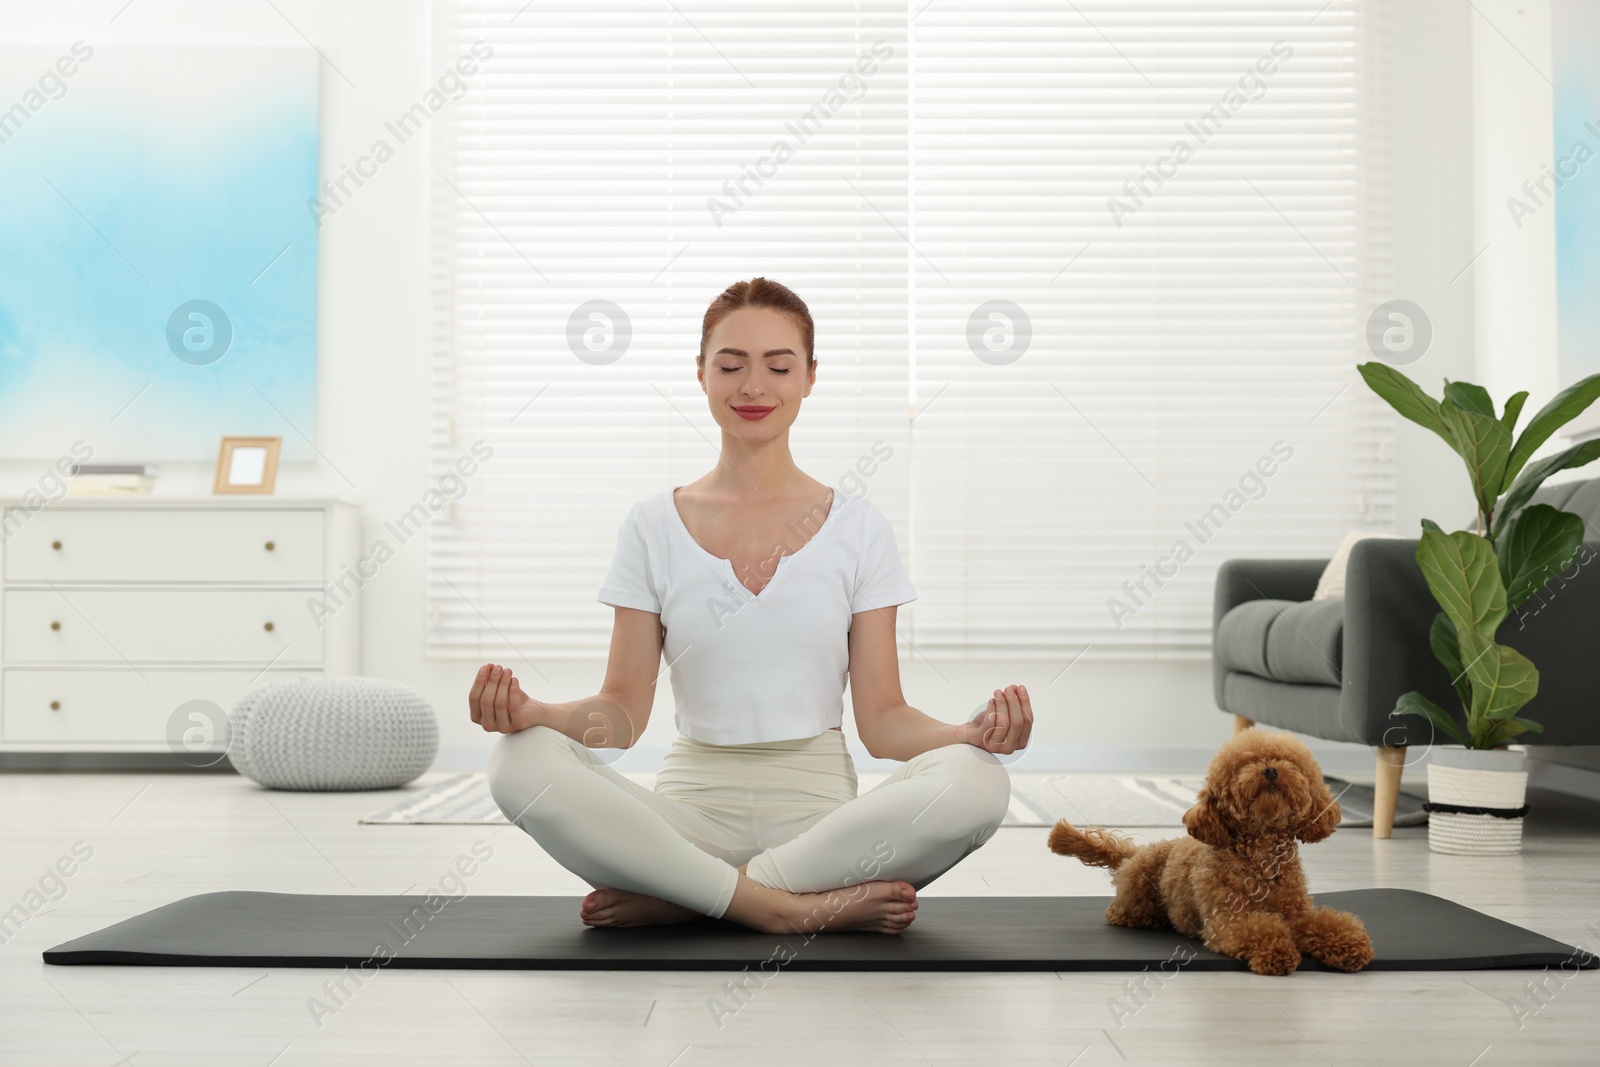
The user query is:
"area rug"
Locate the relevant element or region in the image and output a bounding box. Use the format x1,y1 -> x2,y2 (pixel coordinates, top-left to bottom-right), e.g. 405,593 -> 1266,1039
360,771 -> 1426,829
43,889 -> 1588,972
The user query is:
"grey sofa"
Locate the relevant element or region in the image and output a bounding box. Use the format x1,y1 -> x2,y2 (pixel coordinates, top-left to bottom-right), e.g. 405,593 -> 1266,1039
1213,475 -> 1600,837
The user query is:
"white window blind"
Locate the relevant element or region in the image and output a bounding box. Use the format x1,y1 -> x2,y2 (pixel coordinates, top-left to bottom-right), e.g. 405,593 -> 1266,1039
429,0 -> 1392,661
427,0 -> 913,659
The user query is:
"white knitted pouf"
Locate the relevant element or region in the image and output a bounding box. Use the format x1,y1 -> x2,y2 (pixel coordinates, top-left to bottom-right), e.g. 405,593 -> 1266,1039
229,677 -> 438,791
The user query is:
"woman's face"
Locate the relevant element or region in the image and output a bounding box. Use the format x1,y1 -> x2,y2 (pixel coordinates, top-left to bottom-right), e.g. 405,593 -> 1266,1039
699,306 -> 814,438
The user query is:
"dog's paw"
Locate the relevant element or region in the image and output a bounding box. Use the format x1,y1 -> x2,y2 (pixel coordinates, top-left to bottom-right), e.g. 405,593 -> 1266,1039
1105,900 -> 1168,930
1314,937 -> 1375,972
1295,911 -> 1376,972
1246,943 -> 1301,976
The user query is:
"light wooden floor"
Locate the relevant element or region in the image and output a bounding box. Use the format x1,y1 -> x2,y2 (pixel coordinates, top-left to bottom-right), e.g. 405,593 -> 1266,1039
3,769 -> 1598,1067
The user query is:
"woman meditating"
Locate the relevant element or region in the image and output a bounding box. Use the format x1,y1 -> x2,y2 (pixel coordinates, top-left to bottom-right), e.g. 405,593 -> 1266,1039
472,277 -> 1030,936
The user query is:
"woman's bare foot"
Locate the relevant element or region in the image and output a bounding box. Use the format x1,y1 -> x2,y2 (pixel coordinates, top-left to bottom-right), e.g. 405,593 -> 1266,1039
790,879 -> 919,935
580,887 -> 701,928
724,874 -> 919,936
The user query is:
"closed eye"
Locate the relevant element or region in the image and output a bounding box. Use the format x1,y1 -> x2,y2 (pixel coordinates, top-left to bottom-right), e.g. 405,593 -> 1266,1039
720,366 -> 789,373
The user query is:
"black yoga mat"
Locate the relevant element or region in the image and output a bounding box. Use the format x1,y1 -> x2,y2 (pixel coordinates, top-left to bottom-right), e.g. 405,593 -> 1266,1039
43,888 -> 1596,972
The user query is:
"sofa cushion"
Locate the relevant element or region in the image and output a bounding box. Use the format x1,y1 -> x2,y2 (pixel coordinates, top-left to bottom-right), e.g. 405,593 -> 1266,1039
1216,598 -> 1343,687
1526,476 -> 1600,529
1472,475 -> 1600,532
1312,530 -> 1409,600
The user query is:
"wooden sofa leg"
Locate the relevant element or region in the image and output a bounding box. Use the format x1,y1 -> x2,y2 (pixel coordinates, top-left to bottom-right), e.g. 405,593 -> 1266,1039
1373,746 -> 1405,839
1232,715 -> 1255,735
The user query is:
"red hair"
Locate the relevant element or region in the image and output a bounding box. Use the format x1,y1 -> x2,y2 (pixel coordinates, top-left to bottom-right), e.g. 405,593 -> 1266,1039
698,277 -> 815,367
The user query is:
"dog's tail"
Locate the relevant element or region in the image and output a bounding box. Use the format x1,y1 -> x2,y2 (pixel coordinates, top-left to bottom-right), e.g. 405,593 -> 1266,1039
1047,818 -> 1141,870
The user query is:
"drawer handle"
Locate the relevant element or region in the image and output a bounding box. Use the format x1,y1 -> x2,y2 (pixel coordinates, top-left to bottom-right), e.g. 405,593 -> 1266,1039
265,540 -> 276,551
50,700 -> 60,711
51,540 -> 62,551
50,621 -> 61,631
264,621 -> 275,632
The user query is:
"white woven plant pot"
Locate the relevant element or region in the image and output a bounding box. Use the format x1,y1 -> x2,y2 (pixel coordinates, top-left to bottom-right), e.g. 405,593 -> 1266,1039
1426,747 -> 1527,855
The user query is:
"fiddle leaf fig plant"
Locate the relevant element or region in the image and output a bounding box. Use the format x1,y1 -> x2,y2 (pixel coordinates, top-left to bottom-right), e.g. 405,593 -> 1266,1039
1356,363 -> 1600,749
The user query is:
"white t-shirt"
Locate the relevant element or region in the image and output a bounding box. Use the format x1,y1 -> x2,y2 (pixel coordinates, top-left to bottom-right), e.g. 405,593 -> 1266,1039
597,486 -> 918,745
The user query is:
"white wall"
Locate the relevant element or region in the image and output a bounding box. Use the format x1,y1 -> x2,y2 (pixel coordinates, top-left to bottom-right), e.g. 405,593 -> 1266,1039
1471,0 -> 1560,409
1467,0 -> 1600,778
1387,0 -> 1480,533
0,0 -> 1500,779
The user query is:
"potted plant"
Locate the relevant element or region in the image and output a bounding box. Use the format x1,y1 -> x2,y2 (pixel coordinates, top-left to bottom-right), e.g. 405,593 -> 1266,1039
1357,363 -> 1600,854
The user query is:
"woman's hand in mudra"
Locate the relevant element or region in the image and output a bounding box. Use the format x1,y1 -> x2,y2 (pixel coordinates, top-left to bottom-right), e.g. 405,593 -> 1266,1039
469,663 -> 545,734
957,684 -> 1032,755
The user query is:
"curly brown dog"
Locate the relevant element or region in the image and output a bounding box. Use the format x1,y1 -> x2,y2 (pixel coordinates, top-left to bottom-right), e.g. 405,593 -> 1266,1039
1048,729 -> 1374,976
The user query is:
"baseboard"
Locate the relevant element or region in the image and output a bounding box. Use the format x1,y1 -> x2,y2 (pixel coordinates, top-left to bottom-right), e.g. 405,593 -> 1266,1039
430,741 -> 1389,777
0,752 -> 238,772
11,742 -> 1590,804
1526,757 -> 1600,804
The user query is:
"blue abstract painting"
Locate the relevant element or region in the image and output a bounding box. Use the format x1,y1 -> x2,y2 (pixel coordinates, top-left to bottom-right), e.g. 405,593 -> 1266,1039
1552,2 -> 1600,410
0,45 -> 318,462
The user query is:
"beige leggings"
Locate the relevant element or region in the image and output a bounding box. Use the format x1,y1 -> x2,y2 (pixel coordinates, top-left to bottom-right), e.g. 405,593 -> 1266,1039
486,725 -> 1011,919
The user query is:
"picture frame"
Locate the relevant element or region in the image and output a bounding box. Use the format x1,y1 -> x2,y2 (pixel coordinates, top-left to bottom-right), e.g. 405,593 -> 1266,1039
213,436 -> 282,495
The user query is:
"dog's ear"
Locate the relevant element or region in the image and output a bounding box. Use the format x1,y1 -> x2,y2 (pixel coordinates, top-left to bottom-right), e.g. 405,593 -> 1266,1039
1297,776 -> 1343,843
1183,785 -> 1233,848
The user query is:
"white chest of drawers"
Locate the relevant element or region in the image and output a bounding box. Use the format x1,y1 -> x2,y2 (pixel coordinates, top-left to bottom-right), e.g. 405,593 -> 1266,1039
0,498 -> 361,752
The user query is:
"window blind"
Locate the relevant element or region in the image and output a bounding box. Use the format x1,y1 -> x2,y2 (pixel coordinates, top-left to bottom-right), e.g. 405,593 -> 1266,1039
427,0 -> 914,660
428,0 -> 1392,661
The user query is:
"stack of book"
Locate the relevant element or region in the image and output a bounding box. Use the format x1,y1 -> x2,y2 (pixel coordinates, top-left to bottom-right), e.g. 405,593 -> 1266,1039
67,463 -> 161,495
